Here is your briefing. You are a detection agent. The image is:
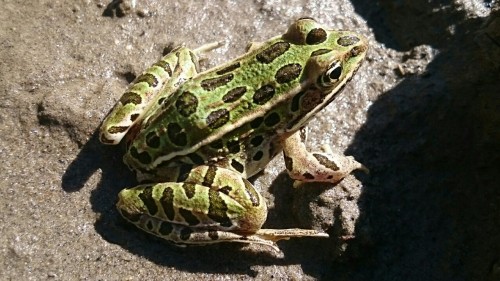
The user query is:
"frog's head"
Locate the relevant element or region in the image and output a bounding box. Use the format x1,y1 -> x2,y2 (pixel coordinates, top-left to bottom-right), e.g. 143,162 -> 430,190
282,18 -> 368,131
284,17 -> 368,92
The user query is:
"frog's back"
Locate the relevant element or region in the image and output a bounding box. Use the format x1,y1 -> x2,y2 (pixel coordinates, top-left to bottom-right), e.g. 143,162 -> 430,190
126,40 -> 309,167
125,19 -> 368,176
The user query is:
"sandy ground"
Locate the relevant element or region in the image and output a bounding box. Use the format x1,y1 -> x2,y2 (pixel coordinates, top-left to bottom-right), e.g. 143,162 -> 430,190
1,0 -> 499,280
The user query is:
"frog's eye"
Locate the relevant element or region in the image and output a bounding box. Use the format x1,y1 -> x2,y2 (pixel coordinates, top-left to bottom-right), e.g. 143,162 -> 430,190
320,61 -> 342,86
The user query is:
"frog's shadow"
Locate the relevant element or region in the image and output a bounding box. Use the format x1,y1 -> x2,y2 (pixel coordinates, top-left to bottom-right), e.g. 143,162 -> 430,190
61,131 -> 335,275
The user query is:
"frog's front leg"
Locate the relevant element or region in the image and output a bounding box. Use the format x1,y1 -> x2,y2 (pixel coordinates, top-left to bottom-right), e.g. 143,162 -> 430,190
117,165 -> 328,251
281,128 -> 368,184
99,43 -> 220,145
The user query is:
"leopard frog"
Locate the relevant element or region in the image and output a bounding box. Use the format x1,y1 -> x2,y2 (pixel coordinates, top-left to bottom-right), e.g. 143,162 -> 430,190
100,18 -> 368,251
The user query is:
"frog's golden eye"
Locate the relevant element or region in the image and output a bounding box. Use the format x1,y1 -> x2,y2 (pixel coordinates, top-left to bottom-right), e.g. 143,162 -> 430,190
321,61 -> 342,86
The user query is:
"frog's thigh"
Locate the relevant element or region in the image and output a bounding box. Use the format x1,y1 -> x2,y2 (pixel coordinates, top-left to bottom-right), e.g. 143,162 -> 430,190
116,166 -> 269,239
281,128 -> 368,183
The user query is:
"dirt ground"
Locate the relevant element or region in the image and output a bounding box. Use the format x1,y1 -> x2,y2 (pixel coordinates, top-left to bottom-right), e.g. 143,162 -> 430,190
1,0 -> 499,280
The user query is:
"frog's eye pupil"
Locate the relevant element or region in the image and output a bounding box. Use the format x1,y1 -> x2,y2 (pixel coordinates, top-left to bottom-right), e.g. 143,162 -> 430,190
328,63 -> 342,80
320,61 -> 342,87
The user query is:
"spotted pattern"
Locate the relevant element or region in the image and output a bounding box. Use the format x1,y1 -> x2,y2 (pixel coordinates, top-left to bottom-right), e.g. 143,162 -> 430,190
303,172 -> 315,179
209,139 -> 223,149
159,221 -> 173,235
337,35 -> 360,47
203,166 -> 217,187
253,85 -> 275,105
135,73 -> 159,88
225,140 -> 239,154
146,220 -> 154,231
139,186 -> 158,215
200,74 -> 234,91
108,126 -> 129,134
180,227 -> 193,240
183,183 -> 196,199
250,135 -> 264,147
290,91 -> 305,112
231,159 -> 244,173
175,91 -> 198,117
207,189 -> 232,227
218,186 -> 232,195
275,63 -> 302,84
167,122 -> 188,146
250,116 -> 264,129
208,230 -> 219,240
179,208 -> 200,225
306,28 -> 327,45
153,60 -> 173,76
256,42 -> 290,64
313,153 -> 340,171
187,153 -> 204,165
130,147 -> 152,164
130,113 -> 140,122
264,112 -> 280,127
160,186 -> 175,220
119,92 -> 142,105
146,131 -> 161,149
252,151 -> 263,161
177,164 -> 194,182
106,19 -> 369,247
283,154 -> 293,171
222,86 -> 247,103
311,49 -> 332,57
216,62 -> 241,75
206,109 -> 230,129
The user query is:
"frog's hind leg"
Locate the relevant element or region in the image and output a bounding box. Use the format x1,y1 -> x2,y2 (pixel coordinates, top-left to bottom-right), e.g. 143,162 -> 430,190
123,215 -> 282,252
281,128 -> 368,184
116,165 -> 329,251
99,44 -> 214,145
119,216 -> 326,252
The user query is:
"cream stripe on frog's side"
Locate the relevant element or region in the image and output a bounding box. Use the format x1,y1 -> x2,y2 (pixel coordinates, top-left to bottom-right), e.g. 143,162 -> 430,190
101,18 -> 369,251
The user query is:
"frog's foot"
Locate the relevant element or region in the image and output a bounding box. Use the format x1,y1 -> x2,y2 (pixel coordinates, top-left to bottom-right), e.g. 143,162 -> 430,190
281,128 -> 368,184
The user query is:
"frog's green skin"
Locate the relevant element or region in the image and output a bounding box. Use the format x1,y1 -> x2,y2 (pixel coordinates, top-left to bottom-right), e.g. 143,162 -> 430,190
100,18 -> 368,251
